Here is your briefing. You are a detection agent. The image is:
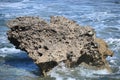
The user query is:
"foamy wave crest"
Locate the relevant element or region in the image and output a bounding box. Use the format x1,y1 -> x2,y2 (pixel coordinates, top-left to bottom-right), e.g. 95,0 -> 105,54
22,0 -> 30,2
81,12 -> 115,22
106,38 -> 120,50
0,1 -> 27,9
48,63 -> 76,80
106,38 -> 120,72
0,36 -> 7,44
48,62 -> 110,80
0,47 -> 21,57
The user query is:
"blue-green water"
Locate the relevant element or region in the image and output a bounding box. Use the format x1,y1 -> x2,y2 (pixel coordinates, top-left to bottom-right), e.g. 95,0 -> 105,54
0,0 -> 120,80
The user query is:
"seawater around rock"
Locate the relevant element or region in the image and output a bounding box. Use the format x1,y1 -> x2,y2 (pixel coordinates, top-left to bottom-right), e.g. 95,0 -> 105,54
7,16 -> 113,76
0,0 -> 120,79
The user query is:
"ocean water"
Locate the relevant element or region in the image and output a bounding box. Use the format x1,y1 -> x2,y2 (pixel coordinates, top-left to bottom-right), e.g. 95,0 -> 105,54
0,0 -> 120,80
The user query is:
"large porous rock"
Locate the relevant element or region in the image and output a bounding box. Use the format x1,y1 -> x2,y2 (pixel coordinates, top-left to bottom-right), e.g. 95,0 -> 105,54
7,16 -> 113,75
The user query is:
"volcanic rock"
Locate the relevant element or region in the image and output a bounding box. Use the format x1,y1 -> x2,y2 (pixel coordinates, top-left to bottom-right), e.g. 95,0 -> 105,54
7,16 -> 113,76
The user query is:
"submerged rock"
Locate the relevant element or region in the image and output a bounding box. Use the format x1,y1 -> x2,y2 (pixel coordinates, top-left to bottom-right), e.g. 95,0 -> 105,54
7,16 -> 113,76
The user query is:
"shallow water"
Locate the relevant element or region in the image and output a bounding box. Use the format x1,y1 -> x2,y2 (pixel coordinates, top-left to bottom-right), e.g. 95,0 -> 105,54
0,0 -> 120,80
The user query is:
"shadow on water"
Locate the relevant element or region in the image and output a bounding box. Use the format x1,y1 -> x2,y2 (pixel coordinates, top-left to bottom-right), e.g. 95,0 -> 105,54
3,52 -> 41,76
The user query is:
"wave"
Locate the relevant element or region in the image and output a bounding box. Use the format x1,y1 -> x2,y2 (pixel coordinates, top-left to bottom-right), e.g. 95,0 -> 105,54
105,38 -> 120,62
0,36 -> 7,44
0,2 -> 27,9
0,64 -> 37,80
48,62 -> 111,80
106,38 -> 120,50
0,0 -> 30,9
22,0 -> 30,2
0,47 -> 21,57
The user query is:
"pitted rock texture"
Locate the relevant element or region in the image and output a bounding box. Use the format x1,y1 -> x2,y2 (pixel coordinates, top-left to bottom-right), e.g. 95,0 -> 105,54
7,16 -> 113,75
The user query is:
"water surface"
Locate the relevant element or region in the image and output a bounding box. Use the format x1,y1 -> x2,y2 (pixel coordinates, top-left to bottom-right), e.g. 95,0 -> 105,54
0,0 -> 120,80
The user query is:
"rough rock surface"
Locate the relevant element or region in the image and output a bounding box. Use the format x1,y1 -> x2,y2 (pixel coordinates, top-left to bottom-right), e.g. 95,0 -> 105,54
7,16 -> 113,75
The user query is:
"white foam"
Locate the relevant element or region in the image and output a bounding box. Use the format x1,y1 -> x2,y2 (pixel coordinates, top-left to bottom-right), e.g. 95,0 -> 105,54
81,12 -> 115,22
67,78 -> 76,80
0,2 -> 27,9
77,66 -> 110,77
22,0 -> 30,2
0,36 -> 7,43
106,38 -> 120,50
48,62 -> 111,80
106,38 -> 120,44
0,47 -> 21,57
105,38 -> 120,68
48,62 -> 68,80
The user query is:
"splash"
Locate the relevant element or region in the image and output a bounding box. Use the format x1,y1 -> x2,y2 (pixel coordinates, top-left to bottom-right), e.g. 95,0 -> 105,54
48,62 -> 111,80
0,47 -> 21,57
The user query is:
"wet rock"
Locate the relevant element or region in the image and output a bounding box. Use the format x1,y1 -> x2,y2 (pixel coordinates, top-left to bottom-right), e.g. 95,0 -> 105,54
7,16 -> 113,76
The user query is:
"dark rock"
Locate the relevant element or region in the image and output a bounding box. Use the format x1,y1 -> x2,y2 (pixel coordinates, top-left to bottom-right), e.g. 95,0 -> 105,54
7,16 -> 113,76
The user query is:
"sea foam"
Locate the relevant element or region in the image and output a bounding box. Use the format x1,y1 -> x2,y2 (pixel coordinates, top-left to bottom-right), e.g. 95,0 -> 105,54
48,62 -> 111,80
0,47 -> 21,57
